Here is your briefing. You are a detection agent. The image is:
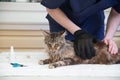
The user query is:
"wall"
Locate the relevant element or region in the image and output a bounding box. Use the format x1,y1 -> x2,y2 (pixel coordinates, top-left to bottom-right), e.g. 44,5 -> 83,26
0,2 -> 48,51
0,2 -> 48,30
0,30 -> 45,51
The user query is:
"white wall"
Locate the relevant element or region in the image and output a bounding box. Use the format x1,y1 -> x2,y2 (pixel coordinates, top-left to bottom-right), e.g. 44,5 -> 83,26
0,2 -> 119,30
0,2 -> 49,30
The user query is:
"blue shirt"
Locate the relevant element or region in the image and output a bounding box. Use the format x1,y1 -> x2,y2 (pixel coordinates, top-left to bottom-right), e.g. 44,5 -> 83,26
41,0 -> 120,41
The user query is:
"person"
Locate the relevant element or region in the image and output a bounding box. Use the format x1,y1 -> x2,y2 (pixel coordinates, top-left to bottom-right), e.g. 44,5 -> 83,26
41,0 -> 120,59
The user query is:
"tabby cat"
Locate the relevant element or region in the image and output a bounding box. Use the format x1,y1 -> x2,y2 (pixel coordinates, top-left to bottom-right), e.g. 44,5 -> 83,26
39,31 -> 120,69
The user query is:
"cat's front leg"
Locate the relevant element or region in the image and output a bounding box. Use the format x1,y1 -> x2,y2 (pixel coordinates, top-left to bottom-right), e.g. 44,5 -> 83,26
48,58 -> 75,69
39,59 -> 52,65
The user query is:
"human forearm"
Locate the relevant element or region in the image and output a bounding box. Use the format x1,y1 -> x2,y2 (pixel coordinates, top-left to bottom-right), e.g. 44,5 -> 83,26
46,8 -> 81,34
105,8 -> 120,39
103,8 -> 120,54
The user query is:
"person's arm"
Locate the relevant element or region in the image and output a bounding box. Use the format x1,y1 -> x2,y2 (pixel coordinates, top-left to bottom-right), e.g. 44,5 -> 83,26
104,8 -> 120,54
46,8 -> 81,34
105,8 -> 120,39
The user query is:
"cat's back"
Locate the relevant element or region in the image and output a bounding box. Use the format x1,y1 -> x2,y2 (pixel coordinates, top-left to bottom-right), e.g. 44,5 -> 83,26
93,42 -> 120,64
94,42 -> 120,55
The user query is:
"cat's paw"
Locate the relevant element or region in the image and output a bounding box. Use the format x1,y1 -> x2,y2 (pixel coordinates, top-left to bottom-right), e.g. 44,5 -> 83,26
48,64 -> 56,69
38,60 -> 44,65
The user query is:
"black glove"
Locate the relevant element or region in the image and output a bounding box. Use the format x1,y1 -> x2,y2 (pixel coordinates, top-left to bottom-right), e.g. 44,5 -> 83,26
73,30 -> 97,59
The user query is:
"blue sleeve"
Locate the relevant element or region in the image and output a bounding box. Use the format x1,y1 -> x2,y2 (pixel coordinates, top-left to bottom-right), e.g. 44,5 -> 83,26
113,2 -> 120,13
41,0 -> 65,9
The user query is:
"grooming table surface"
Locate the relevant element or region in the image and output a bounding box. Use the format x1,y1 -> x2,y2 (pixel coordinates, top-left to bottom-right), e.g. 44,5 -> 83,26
0,63 -> 120,77
0,52 -> 120,80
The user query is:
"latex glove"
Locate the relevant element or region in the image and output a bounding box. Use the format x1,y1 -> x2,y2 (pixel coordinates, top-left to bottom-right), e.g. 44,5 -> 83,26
74,30 -> 97,59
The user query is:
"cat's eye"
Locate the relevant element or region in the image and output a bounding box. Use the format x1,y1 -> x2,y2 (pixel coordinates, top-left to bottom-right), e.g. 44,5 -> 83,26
47,44 -> 51,47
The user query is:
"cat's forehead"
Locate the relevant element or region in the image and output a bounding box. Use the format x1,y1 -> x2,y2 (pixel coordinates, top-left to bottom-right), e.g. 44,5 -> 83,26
50,33 -> 59,38
49,33 -> 60,42
45,33 -> 59,41
44,33 -> 64,44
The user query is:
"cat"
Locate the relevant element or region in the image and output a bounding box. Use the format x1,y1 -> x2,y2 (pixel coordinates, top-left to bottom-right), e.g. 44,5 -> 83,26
38,31 -> 120,69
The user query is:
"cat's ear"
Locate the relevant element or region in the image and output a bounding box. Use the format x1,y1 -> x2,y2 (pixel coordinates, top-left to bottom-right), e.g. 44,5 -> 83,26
41,30 -> 50,36
59,30 -> 66,37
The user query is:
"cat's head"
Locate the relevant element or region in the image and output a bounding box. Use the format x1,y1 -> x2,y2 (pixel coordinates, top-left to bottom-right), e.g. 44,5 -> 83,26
43,31 -> 66,53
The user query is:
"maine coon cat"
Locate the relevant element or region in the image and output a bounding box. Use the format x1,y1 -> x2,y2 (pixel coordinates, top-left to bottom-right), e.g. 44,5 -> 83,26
39,31 -> 120,69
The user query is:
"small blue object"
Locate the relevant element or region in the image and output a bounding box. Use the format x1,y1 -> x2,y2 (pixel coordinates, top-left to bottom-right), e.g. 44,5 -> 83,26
10,63 -> 25,68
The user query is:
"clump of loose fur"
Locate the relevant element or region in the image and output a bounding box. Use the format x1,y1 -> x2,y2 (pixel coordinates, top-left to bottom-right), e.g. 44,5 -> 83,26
39,31 -> 120,69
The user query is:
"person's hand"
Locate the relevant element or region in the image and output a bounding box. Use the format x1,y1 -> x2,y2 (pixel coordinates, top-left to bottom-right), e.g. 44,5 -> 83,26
103,38 -> 118,54
73,30 -> 97,59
